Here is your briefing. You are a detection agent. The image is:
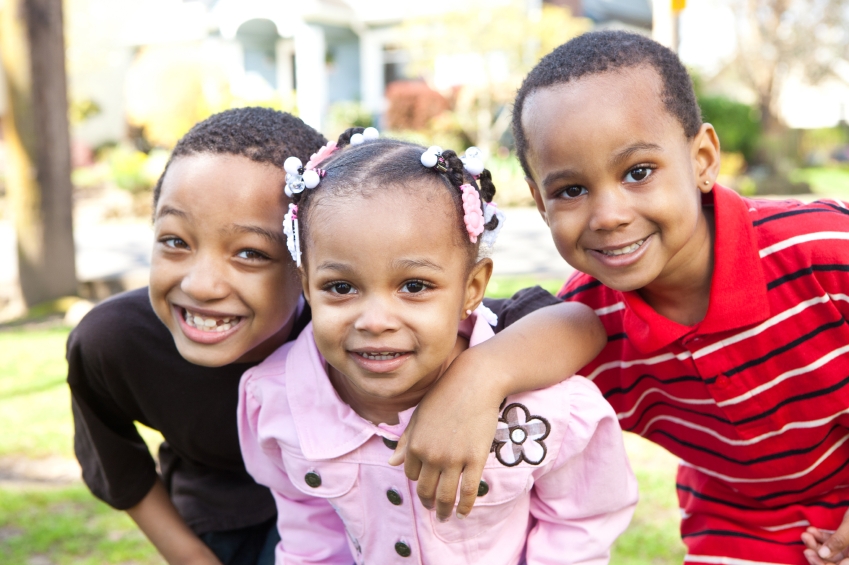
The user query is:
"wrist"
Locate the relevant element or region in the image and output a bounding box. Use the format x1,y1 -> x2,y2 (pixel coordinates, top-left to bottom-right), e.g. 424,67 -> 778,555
454,342 -> 516,402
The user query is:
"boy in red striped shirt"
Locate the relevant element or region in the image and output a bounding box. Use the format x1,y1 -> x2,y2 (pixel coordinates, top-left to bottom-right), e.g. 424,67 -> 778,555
393,31 -> 849,565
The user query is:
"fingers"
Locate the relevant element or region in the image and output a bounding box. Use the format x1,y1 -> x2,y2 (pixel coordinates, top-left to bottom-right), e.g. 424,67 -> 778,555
456,462 -> 485,519
818,510 -> 849,563
805,548 -> 826,565
433,468 -> 462,522
388,432 -> 407,467
416,464 -> 440,511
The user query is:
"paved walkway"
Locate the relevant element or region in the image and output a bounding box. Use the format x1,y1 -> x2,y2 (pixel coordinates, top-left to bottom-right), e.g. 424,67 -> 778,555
0,207 -> 573,305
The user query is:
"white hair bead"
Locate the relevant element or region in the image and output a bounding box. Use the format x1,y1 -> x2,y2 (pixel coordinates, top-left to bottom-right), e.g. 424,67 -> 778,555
284,185 -> 293,198
284,156 -> 302,175
363,127 -> 379,140
427,145 -> 442,155
302,169 -> 320,189
465,147 -> 482,159
350,133 -> 365,145
421,151 -> 438,168
289,178 -> 306,193
463,157 -> 484,177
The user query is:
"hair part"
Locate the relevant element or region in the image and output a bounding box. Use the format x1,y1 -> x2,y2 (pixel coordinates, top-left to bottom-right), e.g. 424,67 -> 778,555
512,30 -> 702,178
292,130 -> 499,266
153,107 -> 328,209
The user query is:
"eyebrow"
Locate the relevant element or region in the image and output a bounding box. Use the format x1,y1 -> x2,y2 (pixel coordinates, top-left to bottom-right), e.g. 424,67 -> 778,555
315,261 -> 353,273
392,258 -> 444,272
225,224 -> 284,245
541,168 -> 582,191
155,205 -> 188,221
540,142 -> 664,190
609,142 -> 663,168
315,259 -> 444,273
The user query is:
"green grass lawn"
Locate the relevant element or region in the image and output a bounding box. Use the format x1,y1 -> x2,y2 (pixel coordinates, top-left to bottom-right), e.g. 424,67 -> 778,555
791,166 -> 849,196
0,293 -> 684,563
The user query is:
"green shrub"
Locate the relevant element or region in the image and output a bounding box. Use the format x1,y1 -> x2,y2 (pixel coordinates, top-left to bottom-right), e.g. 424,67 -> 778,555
699,95 -> 761,162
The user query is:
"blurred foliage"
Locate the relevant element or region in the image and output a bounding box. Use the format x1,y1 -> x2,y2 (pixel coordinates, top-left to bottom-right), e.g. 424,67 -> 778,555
124,43 -> 296,148
400,0 -> 590,153
68,98 -> 102,125
729,0 -> 849,133
103,146 -> 169,194
325,101 -> 375,140
384,81 -> 452,131
699,95 -> 761,162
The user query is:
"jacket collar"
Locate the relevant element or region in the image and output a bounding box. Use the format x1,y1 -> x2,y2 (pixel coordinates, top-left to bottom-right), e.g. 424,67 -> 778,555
287,312 -> 495,460
621,185 -> 770,353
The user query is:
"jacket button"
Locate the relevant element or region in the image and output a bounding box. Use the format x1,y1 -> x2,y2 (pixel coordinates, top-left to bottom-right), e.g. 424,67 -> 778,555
478,480 -> 489,497
382,436 -> 398,449
395,541 -> 411,557
304,471 -> 321,488
715,375 -> 730,390
386,488 -> 403,505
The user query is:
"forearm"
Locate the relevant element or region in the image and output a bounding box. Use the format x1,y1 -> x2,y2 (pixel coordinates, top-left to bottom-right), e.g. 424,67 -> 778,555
472,301 -> 606,397
127,479 -> 222,565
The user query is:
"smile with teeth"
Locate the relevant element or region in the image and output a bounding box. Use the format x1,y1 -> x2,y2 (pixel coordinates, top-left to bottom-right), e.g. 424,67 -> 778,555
182,308 -> 241,332
357,352 -> 406,361
600,238 -> 646,256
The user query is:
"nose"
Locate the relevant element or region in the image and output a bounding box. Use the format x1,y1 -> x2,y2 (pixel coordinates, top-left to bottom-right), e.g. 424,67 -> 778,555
353,293 -> 401,336
180,252 -> 230,303
587,185 -> 634,232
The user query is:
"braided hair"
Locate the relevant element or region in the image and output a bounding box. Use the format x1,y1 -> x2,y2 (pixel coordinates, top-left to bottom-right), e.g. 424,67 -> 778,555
291,127 -> 500,263
153,107 -> 328,208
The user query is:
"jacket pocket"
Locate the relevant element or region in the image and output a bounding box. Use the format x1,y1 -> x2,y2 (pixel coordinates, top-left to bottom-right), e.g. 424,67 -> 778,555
431,466 -> 532,543
282,454 -> 365,539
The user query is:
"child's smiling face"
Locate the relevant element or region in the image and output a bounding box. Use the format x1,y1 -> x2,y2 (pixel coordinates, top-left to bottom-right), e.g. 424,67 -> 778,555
301,186 -> 490,421
522,67 -> 720,295
150,153 -> 303,367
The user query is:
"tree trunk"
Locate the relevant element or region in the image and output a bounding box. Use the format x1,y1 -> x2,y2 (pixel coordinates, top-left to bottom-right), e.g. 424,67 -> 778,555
0,0 -> 77,307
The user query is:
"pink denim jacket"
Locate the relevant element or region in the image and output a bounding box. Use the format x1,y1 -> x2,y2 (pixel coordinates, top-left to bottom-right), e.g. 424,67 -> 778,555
238,312 -> 638,565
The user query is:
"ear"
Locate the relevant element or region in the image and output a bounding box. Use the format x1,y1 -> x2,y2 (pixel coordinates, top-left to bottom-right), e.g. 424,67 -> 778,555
692,123 -> 721,194
461,257 -> 493,318
299,266 -> 312,305
526,177 -> 550,226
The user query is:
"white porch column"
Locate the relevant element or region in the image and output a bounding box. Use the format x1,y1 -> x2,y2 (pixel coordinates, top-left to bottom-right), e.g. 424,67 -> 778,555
359,28 -> 384,119
652,0 -> 675,50
294,22 -> 326,131
276,38 -> 294,95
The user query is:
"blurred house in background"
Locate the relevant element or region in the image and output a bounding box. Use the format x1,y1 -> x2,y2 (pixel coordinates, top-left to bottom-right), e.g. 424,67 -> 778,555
0,0 -> 652,151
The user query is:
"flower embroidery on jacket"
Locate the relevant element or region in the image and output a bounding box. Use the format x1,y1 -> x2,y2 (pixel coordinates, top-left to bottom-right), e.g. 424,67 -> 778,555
492,402 -> 550,467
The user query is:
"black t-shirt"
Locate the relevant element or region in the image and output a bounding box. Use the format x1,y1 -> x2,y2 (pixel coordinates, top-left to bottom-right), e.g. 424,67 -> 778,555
67,285 -> 558,534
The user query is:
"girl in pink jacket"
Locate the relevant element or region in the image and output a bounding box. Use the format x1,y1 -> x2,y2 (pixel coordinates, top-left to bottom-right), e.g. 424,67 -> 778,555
237,130 -> 638,564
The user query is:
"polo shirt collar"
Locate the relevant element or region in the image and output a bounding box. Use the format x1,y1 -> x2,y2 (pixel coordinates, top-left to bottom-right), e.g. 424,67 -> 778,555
621,185 -> 770,353
286,312 -> 496,460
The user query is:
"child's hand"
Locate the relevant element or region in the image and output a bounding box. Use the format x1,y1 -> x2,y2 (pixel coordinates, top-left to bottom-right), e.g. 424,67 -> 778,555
389,301 -> 606,522
803,514 -> 849,565
389,347 -> 504,522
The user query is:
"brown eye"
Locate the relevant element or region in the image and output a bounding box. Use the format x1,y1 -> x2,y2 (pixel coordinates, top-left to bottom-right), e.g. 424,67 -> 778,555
625,167 -> 653,183
562,186 -> 588,199
331,282 -> 354,294
402,281 -> 426,293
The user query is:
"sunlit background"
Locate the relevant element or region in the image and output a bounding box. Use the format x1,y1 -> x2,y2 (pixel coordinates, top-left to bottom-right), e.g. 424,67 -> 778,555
0,1 -> 848,563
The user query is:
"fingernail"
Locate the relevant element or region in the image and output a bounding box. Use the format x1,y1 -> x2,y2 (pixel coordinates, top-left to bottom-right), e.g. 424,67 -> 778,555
456,512 -> 467,520
819,546 -> 831,559
437,515 -> 449,523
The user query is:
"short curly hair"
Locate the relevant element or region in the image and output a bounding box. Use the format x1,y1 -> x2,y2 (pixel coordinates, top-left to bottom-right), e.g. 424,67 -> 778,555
512,30 -> 702,178
153,107 -> 328,207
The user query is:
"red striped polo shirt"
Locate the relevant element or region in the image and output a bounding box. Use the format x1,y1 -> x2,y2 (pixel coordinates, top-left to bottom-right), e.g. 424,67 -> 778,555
559,185 -> 849,565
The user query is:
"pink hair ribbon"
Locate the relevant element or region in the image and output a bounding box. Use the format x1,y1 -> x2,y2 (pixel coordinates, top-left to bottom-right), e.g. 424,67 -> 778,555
460,184 -> 485,243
